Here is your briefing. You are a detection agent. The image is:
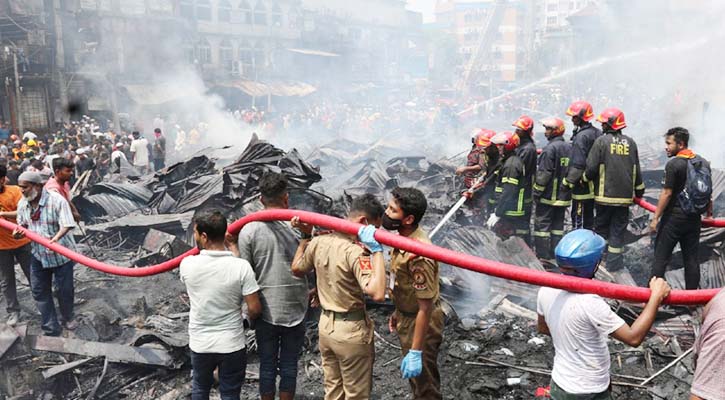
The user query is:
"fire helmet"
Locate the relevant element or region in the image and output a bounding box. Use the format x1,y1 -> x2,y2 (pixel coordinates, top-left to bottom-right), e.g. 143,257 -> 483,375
512,115 -> 534,131
565,100 -> 594,122
541,117 -> 565,137
555,229 -> 606,279
596,107 -> 627,130
475,129 -> 497,148
491,131 -> 520,152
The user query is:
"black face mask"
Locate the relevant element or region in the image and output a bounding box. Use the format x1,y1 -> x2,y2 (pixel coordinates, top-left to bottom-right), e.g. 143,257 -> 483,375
382,214 -> 402,231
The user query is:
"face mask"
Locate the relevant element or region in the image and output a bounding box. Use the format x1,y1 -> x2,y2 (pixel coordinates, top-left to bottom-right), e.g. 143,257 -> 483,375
382,213 -> 402,231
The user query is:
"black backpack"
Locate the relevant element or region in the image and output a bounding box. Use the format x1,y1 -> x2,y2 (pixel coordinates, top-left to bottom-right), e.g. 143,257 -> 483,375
677,155 -> 712,215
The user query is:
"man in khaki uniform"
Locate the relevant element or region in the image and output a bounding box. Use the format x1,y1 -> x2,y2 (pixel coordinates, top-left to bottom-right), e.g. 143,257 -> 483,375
383,187 -> 444,400
291,194 -> 386,400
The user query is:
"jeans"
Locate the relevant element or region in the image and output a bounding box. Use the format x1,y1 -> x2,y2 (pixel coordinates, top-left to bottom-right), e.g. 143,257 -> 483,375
255,319 -> 306,396
153,158 -> 165,171
0,244 -> 32,313
30,258 -> 74,336
191,348 -> 247,400
651,208 -> 702,289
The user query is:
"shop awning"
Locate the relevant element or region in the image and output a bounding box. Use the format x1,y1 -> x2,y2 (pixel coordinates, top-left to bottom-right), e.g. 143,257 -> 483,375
286,48 -> 340,57
121,84 -> 185,105
215,80 -> 317,97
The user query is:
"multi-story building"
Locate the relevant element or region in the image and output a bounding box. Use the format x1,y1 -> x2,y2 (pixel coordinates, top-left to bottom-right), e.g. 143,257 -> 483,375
0,0 -> 55,133
434,0 -> 534,94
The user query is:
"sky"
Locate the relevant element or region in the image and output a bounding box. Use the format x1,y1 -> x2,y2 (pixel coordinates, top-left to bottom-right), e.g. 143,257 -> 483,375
406,0 -> 436,23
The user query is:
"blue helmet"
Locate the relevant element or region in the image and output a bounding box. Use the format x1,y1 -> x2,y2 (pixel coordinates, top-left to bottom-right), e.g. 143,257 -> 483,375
555,229 -> 606,278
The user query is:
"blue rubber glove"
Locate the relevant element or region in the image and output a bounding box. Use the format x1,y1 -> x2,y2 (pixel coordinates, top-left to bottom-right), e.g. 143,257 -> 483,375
358,225 -> 383,253
400,349 -> 423,379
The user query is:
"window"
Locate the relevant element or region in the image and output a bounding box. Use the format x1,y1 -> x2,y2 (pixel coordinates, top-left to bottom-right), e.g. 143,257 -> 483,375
180,0 -> 194,18
196,0 -> 211,21
239,40 -> 254,72
547,3 -> 558,12
197,39 -> 211,64
218,0 -> 232,22
219,39 -> 234,70
546,16 -> 558,25
271,4 -> 282,27
239,1 -> 253,24
288,6 -> 299,29
184,45 -> 195,63
253,2 -> 267,26
120,0 -> 145,14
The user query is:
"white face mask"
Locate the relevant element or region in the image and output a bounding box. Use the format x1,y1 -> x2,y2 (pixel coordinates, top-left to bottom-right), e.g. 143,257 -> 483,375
23,187 -> 38,201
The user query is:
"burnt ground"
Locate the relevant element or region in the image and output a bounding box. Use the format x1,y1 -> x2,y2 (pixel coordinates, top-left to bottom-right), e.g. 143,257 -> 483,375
0,255 -> 695,399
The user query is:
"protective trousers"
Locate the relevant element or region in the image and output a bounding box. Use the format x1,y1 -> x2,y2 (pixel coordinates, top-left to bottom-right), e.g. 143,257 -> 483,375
396,308 -> 444,400
594,205 -> 629,271
534,204 -> 567,260
571,199 -> 595,230
651,208 -> 701,290
318,312 -> 374,400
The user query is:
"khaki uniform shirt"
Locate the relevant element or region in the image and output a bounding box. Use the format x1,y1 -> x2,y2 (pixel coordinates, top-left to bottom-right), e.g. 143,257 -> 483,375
297,232 -> 373,312
390,227 -> 440,314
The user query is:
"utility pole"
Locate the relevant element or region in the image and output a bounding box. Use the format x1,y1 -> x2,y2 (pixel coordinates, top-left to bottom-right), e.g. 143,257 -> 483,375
12,51 -> 23,135
52,0 -> 69,124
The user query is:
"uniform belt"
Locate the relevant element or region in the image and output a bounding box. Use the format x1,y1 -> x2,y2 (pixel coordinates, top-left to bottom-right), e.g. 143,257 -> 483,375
396,305 -> 443,318
396,309 -> 418,318
323,308 -> 366,321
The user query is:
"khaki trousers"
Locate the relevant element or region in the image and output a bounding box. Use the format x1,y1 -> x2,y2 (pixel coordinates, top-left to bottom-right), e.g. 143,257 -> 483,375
396,308 -> 444,400
318,311 -> 375,400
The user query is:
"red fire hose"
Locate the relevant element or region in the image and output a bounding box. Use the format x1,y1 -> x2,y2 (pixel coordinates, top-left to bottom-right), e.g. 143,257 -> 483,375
633,197 -> 725,228
2,210 -> 714,304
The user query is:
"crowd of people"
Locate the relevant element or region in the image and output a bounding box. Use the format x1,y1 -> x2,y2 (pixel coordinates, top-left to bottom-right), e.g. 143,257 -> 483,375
0,116 -> 168,185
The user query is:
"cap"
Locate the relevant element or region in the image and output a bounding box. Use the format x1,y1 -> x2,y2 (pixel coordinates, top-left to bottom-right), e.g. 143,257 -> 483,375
18,171 -> 43,184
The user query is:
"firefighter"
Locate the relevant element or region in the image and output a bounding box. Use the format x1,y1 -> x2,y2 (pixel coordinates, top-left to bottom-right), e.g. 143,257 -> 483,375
584,108 -> 645,271
563,100 -> 602,230
486,132 -> 528,242
533,117 -> 572,261
512,115 -> 537,245
456,129 -> 495,219
455,129 -> 496,223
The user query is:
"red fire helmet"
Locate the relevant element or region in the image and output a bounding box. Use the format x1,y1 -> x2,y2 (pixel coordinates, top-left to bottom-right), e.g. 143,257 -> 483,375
512,115 -> 534,131
565,100 -> 595,122
596,107 -> 627,130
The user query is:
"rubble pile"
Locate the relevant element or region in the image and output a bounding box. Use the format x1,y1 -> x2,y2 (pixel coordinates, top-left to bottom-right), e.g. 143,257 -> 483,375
0,136 -> 723,399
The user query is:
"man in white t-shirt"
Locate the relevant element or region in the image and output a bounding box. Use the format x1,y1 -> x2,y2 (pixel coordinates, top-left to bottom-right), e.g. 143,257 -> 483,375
180,211 -> 261,400
129,131 -> 150,174
537,229 -> 671,399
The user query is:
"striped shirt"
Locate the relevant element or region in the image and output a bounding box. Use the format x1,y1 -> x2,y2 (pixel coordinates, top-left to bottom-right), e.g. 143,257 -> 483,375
17,189 -> 77,268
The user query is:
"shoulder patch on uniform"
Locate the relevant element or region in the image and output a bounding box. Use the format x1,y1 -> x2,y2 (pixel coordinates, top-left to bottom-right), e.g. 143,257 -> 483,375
410,264 -> 427,290
359,256 -> 372,271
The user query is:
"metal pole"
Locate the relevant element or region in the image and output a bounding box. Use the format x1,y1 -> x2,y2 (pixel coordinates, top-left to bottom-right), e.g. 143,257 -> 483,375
13,51 -> 23,135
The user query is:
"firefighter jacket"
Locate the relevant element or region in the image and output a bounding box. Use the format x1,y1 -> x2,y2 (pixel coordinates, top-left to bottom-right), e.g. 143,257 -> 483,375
563,122 -> 602,200
495,154 -> 526,218
584,131 -> 645,206
515,134 -> 537,203
533,136 -> 572,207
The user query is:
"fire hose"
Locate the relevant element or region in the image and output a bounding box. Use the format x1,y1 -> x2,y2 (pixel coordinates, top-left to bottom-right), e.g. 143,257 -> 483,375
633,197 -> 725,228
0,210 -> 718,305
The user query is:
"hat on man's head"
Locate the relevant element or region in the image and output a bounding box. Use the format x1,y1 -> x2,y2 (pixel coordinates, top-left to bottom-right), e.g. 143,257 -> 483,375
18,171 -> 43,184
